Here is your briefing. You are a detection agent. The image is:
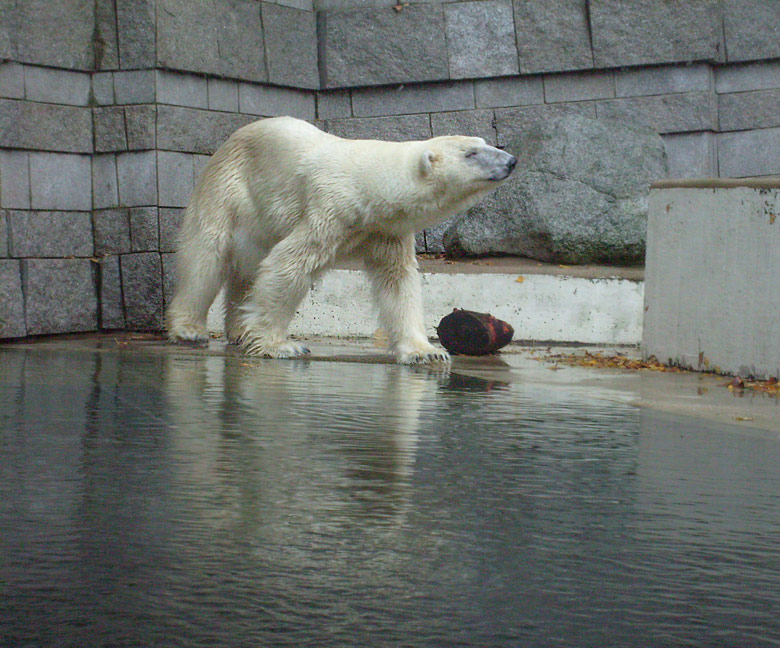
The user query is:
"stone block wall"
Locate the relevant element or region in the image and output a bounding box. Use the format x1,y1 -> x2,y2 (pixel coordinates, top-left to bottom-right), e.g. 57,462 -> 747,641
1,0 -> 779,339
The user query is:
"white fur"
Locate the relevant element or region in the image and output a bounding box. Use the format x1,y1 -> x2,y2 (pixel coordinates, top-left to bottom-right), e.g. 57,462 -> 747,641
166,116 -> 515,364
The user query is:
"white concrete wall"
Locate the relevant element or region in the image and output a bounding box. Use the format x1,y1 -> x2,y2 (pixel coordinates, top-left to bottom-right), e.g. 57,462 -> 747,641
208,269 -> 645,345
643,181 -> 780,378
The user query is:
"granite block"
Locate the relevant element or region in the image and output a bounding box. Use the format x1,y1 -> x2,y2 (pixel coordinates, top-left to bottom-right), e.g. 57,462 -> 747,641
715,61 -> 780,94
544,70 -> 615,103
125,105 -> 157,150
238,84 -> 316,120
159,207 -> 185,252
661,132 -> 716,179
719,89 -> 780,132
94,106 -> 128,153
121,252 -> 164,330
494,102 -> 596,146
208,78 -> 240,113
431,109 -> 498,146
723,0 -> 780,63
22,258 -> 98,335
351,81 -> 474,118
718,128 -> 780,178
116,151 -> 157,206
0,63 -> 24,99
113,70 -> 155,105
474,76 -> 544,108
94,0 -> 120,70
98,255 -> 124,329
29,153 -> 92,211
93,208 -> 131,255
615,64 -> 711,98
325,114 -> 432,141
262,3 -> 319,89
444,0 -> 518,80
156,70 -> 208,109
16,0 -> 94,70
92,72 -> 115,105
317,90 -> 351,120
513,0 -> 593,73
595,92 -> 715,134
0,210 -> 7,257
590,0 -> 723,67
0,150 -> 31,209
156,105 -> 255,154
157,151 -> 196,208
0,99 -> 92,153
92,154 -> 119,210
320,5 -> 448,88
129,207 -> 160,252
7,211 -> 93,257
116,0 -> 156,69
0,259 -> 25,338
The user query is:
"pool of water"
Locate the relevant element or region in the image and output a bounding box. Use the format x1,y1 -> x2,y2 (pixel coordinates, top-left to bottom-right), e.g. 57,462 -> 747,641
2,342 -> 779,647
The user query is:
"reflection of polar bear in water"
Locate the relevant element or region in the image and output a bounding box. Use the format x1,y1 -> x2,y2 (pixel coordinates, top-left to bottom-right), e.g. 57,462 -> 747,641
166,116 -> 516,364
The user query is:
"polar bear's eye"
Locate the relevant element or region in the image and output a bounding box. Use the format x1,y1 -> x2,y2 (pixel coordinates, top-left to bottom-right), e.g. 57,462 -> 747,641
465,150 -> 478,158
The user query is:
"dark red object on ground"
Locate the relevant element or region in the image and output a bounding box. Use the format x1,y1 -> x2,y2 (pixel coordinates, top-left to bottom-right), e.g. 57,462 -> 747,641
436,309 -> 514,356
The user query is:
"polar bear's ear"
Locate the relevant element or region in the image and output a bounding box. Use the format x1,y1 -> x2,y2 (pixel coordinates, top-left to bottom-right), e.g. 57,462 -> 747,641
419,150 -> 437,177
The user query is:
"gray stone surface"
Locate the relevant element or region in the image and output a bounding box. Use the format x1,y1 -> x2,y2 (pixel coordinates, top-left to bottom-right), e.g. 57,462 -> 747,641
661,132 -> 716,179
157,0 -> 266,83
92,72 -> 115,105
94,0 -> 119,70
0,63 -> 24,99
7,211 -> 93,257
157,151 -> 197,208
0,99 -> 92,153
157,71 -> 208,109
263,4 -> 319,89
443,114 -> 668,264
15,0 -> 94,70
208,78 -> 240,113
724,0 -> 780,63
121,252 -> 164,330
125,105 -> 157,150
23,67 -> 91,106
116,151 -> 157,206
444,0 -> 518,80
544,70 -> 615,103
431,110 -> 497,146
615,64 -> 711,98
643,185 -> 780,378
0,211 -> 6,257
94,107 -> 128,153
161,252 -> 177,311
238,84 -> 316,120
116,0 -> 156,69
513,0 -> 593,73
93,209 -> 131,256
595,92 -> 714,134
474,76 -> 544,108
29,153 -> 92,211
0,150 -> 31,209
113,71 -> 156,105
156,106 -> 254,154
325,115 -> 432,141
130,207 -> 160,252
715,61 -> 780,94
718,128 -> 780,178
317,90 -> 352,119
98,255 -> 124,329
22,258 -> 98,335
320,5 -> 448,88
590,0 -> 724,67
159,208 -> 185,252
494,102 -> 596,146
0,259 -> 25,338
351,82 -> 474,118
719,89 -> 780,132
92,154 -> 119,210
0,0 -> 16,61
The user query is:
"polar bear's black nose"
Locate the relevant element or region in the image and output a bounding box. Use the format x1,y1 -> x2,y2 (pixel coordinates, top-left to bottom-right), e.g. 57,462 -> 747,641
507,155 -> 517,171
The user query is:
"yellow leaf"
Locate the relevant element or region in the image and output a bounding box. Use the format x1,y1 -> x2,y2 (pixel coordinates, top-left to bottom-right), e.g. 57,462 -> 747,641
515,276 -> 525,283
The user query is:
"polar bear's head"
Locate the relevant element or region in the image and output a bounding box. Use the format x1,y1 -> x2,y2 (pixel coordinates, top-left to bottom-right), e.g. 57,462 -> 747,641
415,136 -> 517,217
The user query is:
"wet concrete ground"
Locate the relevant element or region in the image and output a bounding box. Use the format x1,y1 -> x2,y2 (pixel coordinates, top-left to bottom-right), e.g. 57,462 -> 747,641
3,333 -> 778,434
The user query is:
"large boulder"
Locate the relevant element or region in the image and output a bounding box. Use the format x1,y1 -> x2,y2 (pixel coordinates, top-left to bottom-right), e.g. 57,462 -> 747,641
443,114 -> 668,264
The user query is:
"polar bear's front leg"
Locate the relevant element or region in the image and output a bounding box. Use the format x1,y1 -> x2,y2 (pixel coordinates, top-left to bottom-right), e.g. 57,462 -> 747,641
364,234 -> 450,365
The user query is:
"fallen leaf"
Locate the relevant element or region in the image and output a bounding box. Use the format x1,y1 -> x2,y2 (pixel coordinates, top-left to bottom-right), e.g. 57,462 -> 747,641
735,416 -> 754,422
515,276 -> 525,283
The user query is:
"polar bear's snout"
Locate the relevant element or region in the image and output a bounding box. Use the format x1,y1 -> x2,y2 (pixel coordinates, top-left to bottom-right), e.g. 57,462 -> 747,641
468,144 -> 518,182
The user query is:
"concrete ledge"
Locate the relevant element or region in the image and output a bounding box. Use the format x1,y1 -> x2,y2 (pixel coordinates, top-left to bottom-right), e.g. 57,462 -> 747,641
652,177 -> 780,189
643,184 -> 780,378
207,259 -> 645,345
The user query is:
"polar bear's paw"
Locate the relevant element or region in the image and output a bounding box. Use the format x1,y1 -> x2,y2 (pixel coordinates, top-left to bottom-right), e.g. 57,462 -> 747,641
239,335 -> 311,359
168,325 -> 209,346
395,344 -> 451,366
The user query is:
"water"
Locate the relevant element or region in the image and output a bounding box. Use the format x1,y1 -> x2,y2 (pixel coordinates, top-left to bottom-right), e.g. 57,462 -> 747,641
1,343 -> 779,647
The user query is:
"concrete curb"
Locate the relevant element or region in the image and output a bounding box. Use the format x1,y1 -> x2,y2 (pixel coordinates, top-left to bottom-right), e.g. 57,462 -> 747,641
207,265 -> 645,345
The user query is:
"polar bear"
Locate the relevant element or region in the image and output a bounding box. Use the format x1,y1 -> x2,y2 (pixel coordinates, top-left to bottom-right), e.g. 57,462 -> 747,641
165,116 -> 516,364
